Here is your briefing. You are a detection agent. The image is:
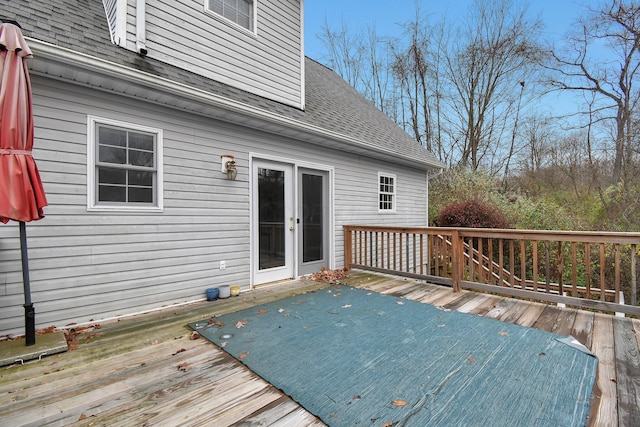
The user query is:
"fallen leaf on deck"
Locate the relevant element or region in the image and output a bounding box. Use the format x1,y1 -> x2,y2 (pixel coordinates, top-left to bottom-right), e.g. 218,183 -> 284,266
382,422 -> 394,427
208,319 -> 225,327
284,313 -> 291,317
172,348 -> 187,355
257,309 -> 268,315
392,400 -> 408,406
220,342 -> 228,348
278,308 -> 285,313
78,413 -> 87,421
177,362 -> 191,372
499,331 -> 509,336
342,304 -> 352,308
396,301 -> 404,305
190,331 -> 200,340
236,320 -> 248,328
467,357 -> 477,363
437,324 -> 446,328
239,352 -> 249,359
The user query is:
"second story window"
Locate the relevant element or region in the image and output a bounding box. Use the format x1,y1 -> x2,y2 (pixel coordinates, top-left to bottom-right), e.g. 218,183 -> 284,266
207,0 -> 254,32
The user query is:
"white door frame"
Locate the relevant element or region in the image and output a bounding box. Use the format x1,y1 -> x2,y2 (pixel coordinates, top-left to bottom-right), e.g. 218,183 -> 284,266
249,153 -> 334,288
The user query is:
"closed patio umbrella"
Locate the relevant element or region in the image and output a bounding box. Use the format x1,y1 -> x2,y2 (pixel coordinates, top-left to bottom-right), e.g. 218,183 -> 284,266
0,20 -> 48,346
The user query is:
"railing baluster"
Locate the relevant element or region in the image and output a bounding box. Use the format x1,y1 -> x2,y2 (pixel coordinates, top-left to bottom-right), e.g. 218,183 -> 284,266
545,241 -> 550,293
632,244 -> 637,306
509,239 -> 515,287
585,243 -> 591,299
558,241 -> 564,298
532,241 -> 538,292
520,240 -> 526,289
419,234 -> 424,275
614,243 -> 620,304
571,242 -> 577,297
599,242 -> 605,301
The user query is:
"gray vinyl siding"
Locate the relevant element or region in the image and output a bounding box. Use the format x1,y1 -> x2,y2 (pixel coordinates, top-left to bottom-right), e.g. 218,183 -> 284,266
129,0 -> 303,108
0,76 -> 427,336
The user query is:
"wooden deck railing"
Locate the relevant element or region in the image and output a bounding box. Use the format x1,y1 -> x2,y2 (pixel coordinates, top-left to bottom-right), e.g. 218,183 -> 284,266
344,225 -> 640,316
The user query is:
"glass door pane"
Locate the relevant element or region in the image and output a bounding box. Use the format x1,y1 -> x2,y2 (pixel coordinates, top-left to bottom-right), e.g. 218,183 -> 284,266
302,173 -> 324,262
258,168 -> 285,270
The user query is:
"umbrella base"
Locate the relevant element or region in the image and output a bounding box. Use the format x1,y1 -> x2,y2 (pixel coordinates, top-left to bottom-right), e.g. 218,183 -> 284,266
24,303 -> 35,346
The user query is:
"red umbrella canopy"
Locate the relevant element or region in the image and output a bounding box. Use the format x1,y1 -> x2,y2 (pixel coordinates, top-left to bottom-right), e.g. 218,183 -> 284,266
0,22 -> 47,223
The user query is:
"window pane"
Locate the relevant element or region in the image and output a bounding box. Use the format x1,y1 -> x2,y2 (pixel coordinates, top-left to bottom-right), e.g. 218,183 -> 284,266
128,133 -> 154,151
99,185 -> 126,202
99,146 -> 126,164
209,0 -> 223,14
129,149 -> 154,167
129,187 -> 153,203
128,170 -> 153,186
99,127 -> 126,147
98,167 -> 126,185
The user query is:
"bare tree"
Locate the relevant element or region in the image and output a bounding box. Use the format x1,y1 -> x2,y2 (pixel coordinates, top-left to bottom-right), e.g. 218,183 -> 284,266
443,0 -> 543,171
547,0 -> 640,184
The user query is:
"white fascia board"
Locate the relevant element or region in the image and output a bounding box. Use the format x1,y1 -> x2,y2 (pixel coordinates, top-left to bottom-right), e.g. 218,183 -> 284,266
26,37 -> 440,170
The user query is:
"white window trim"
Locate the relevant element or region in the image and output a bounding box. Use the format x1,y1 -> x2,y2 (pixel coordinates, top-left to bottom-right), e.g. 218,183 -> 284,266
204,0 -> 258,37
378,172 -> 396,213
87,116 -> 164,212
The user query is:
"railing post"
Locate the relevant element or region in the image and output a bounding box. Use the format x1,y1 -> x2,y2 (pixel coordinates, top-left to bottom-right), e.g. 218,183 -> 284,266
452,229 -> 462,292
344,226 -> 352,271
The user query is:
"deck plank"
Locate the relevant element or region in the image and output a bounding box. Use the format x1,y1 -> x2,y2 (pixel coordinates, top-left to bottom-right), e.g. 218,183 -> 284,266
591,314 -> 618,427
612,317 -> 640,426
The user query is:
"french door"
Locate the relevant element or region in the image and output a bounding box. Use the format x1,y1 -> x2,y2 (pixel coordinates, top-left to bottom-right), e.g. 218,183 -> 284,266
252,160 -> 330,285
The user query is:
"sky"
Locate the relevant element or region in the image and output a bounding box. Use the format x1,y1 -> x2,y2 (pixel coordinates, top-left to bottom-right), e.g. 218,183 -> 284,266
303,0 -> 601,121
304,0 -> 590,61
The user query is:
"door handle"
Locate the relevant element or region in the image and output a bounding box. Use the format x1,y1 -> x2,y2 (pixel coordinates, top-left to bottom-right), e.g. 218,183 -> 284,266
289,226 -> 294,231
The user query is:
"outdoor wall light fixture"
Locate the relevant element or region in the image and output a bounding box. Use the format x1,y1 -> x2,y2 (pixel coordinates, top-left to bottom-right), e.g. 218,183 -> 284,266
221,154 -> 237,180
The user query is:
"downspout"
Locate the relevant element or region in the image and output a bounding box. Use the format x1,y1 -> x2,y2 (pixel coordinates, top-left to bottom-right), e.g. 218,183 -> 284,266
136,0 -> 147,55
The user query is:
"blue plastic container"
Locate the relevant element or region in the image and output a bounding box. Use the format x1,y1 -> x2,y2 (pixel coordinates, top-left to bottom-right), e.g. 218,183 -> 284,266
206,287 -> 219,301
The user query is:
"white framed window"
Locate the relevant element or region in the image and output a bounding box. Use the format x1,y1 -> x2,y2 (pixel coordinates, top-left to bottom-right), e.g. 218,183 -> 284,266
378,172 -> 396,213
205,0 -> 256,33
87,116 -> 163,212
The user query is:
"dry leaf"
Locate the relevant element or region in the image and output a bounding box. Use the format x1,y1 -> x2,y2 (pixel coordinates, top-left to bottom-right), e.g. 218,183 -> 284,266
236,320 -> 248,328
396,301 -> 404,305
382,422 -> 394,427
467,357 -> 477,363
257,309 -> 268,315
499,331 -> 509,336
278,308 -> 285,313
177,362 -> 191,372
78,413 -> 87,421
392,400 -> 408,406
190,331 -> 200,340
172,348 -> 187,355
283,313 -> 291,317
342,304 -> 352,308
208,319 -> 224,327
220,342 -> 228,348
239,352 -> 249,359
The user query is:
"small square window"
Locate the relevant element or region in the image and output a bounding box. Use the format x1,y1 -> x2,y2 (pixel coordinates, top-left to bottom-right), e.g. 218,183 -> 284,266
88,116 -> 163,212
206,0 -> 254,32
378,173 -> 396,213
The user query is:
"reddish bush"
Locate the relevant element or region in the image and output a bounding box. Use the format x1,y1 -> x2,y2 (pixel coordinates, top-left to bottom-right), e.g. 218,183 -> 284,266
436,199 -> 510,229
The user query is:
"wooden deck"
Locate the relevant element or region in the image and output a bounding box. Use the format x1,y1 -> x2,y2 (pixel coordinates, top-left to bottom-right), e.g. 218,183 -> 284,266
1,271 -> 638,426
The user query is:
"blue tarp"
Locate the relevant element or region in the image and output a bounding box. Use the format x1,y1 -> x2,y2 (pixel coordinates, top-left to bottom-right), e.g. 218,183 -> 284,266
191,285 -> 597,426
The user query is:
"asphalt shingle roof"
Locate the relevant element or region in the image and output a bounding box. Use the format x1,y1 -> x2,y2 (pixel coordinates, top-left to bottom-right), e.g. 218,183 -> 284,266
1,0 -> 441,167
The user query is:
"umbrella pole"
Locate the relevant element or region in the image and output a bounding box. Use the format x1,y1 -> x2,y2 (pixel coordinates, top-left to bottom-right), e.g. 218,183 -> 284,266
19,221 -> 35,346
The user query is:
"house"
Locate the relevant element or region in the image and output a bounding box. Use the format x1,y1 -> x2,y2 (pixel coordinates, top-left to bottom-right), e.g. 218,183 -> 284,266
0,0 -> 443,336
